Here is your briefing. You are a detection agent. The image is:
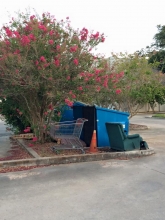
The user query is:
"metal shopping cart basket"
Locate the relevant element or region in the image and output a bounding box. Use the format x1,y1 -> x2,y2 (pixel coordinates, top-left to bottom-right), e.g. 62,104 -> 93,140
50,118 -> 88,154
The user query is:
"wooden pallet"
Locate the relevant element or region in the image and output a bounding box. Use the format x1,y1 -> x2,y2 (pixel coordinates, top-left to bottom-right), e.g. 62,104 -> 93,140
12,133 -> 34,139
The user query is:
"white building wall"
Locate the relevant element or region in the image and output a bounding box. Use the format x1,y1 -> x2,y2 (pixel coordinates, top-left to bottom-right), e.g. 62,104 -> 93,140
138,103 -> 165,112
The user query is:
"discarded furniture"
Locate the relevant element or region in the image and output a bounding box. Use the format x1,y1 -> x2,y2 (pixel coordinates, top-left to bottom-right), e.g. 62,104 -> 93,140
50,118 -> 88,153
105,122 -> 146,151
73,104 -> 130,147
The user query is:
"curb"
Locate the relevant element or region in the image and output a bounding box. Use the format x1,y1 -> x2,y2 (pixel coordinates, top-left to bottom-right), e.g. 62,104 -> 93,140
152,116 -> 165,119
0,148 -> 155,168
17,139 -> 41,158
130,127 -> 149,130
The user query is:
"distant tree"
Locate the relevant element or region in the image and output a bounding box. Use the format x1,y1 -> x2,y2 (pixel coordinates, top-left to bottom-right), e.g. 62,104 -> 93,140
96,53 -> 165,117
153,25 -> 165,49
147,25 -> 165,73
148,50 -> 165,73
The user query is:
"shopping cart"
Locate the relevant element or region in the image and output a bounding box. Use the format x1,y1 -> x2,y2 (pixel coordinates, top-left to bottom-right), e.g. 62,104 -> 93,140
50,118 -> 88,154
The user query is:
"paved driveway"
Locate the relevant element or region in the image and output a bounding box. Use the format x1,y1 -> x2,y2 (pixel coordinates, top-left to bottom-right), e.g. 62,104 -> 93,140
0,114 -> 165,220
0,119 -> 12,157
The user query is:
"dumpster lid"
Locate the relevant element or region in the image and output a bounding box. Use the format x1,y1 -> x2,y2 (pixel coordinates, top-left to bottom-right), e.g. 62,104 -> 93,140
95,106 -> 130,116
73,101 -> 88,106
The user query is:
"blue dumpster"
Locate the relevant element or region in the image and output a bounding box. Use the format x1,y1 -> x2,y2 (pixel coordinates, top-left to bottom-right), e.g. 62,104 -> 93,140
60,102 -> 87,122
60,105 -> 74,121
73,105 -> 130,147
96,107 -> 129,147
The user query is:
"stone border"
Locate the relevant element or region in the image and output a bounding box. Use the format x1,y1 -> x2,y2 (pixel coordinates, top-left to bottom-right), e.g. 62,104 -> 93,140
17,139 -> 41,158
152,116 -> 165,119
0,148 -> 155,168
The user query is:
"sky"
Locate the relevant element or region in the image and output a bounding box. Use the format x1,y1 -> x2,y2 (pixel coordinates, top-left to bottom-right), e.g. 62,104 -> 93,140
0,0 -> 165,57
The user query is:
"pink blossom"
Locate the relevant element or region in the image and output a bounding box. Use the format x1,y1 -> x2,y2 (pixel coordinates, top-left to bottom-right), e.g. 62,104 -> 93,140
58,112 -> 61,116
32,137 -> 38,142
80,28 -> 88,41
70,45 -> 78,52
116,89 -> 122,94
13,31 -> 20,38
49,30 -> 54,36
5,40 -> 10,46
48,39 -> 54,45
24,127 -> 30,133
54,59 -> 60,67
28,34 -> 36,41
40,56 -> 46,62
56,45 -> 60,50
95,69 -> 101,74
73,58 -> 79,66
65,98 -> 73,107
79,72 -> 85,77
44,63 -> 50,68
66,16 -> 69,19
112,79 -> 118,83
24,25 -> 32,32
88,73 -> 94,77
96,86 -> 101,92
30,15 -> 35,20
109,74 -> 114,79
72,94 -> 76,99
21,35 -> 30,46
48,104 -> 54,111
101,37 -> 105,42
78,86 -> 83,91
5,28 -> 13,37
35,60 -> 39,66
67,76 -> 70,80
38,24 -> 47,32
119,71 -> 124,77
95,77 -> 101,83
91,32 -> 99,39
44,112 -> 48,116
13,49 -> 20,55
103,80 -> 108,88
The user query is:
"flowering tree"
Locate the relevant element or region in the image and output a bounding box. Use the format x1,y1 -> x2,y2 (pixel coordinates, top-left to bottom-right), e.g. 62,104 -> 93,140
0,11 -> 105,142
107,53 -> 165,117
92,53 -> 165,117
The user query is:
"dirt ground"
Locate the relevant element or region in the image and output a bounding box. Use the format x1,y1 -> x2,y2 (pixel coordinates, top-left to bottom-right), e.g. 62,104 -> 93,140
0,123 -> 147,173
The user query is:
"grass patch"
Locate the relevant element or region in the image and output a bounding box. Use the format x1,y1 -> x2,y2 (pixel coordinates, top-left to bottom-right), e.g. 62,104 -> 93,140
153,114 -> 165,118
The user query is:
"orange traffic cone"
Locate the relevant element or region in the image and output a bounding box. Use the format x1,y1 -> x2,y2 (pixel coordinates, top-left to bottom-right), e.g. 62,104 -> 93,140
89,130 -> 98,153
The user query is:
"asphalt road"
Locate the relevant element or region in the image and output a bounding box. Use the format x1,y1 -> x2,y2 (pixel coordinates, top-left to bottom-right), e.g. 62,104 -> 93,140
0,114 -> 165,220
